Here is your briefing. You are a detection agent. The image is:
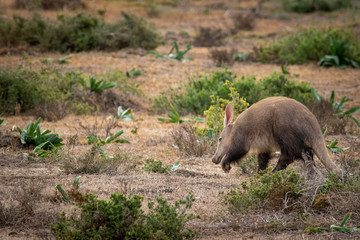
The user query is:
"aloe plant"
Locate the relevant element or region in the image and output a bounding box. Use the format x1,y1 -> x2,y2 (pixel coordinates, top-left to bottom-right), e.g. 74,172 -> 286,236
318,37 -> 359,68
88,76 -> 117,93
326,138 -> 350,153
55,176 -> 82,202
158,104 -> 204,124
113,106 -> 134,121
311,89 -> 360,128
148,41 -> 193,62
17,118 -> 63,155
126,67 -> 143,78
55,185 -> 70,202
158,104 -> 185,123
306,213 -> 360,233
87,130 -> 129,157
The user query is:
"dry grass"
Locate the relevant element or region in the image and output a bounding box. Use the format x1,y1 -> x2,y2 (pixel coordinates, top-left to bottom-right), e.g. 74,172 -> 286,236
309,100 -> 347,134
209,48 -> 236,67
231,12 -> 255,33
30,101 -> 70,122
0,179 -> 59,234
171,125 -> 215,157
193,27 -> 228,47
61,149 -> 139,175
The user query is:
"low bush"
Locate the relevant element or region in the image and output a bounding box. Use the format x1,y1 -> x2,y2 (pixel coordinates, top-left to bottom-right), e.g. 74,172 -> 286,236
221,169 -> 304,212
204,86 -> 249,136
0,65 -> 140,120
154,69 -> 314,116
153,69 -> 236,115
236,155 -> 258,175
143,158 -> 171,174
13,0 -> 86,10
283,0 -> 352,13
0,12 -> 162,52
51,192 -> 198,239
220,167 -> 360,230
254,27 -> 360,65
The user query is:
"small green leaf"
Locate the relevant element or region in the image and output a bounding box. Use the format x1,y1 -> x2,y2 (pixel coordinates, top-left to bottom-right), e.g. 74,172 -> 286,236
58,55 -> 72,64
55,185 -> 70,202
350,116 -> 360,128
72,176 -> 81,189
344,106 -> 360,115
131,127 -> 138,134
115,139 -> 130,144
311,88 -> 322,102
340,212 -> 351,227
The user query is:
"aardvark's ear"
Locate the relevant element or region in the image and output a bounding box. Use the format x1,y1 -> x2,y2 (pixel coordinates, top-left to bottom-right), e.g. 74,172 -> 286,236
224,103 -> 234,127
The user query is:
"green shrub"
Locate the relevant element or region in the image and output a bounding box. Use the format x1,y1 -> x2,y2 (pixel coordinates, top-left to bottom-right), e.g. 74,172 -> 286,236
154,69 -> 314,116
0,12 -> 162,52
233,72 -> 314,105
0,66 -> 41,114
51,192 -> 198,239
0,65 -> 139,117
319,173 -> 360,194
0,66 -> 83,114
236,155 -> 258,175
143,158 -> 171,174
255,27 -> 360,64
204,86 -> 249,136
221,169 -> 304,212
283,0 -> 352,13
153,69 -> 237,115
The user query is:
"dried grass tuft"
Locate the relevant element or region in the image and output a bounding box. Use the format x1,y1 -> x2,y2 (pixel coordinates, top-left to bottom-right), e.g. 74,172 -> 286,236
171,125 -> 215,157
193,27 -> 227,47
309,100 -> 347,134
210,48 -> 236,67
0,179 -> 59,232
231,12 -> 255,33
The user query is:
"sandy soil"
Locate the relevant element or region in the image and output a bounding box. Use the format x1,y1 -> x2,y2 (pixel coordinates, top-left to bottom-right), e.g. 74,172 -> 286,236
0,0 -> 360,239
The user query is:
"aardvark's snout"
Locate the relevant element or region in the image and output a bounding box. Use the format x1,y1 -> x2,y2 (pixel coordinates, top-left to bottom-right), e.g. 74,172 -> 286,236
212,155 -> 222,164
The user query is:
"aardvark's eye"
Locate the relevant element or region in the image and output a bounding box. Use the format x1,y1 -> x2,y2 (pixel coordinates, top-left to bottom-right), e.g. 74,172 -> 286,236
218,137 -> 222,142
